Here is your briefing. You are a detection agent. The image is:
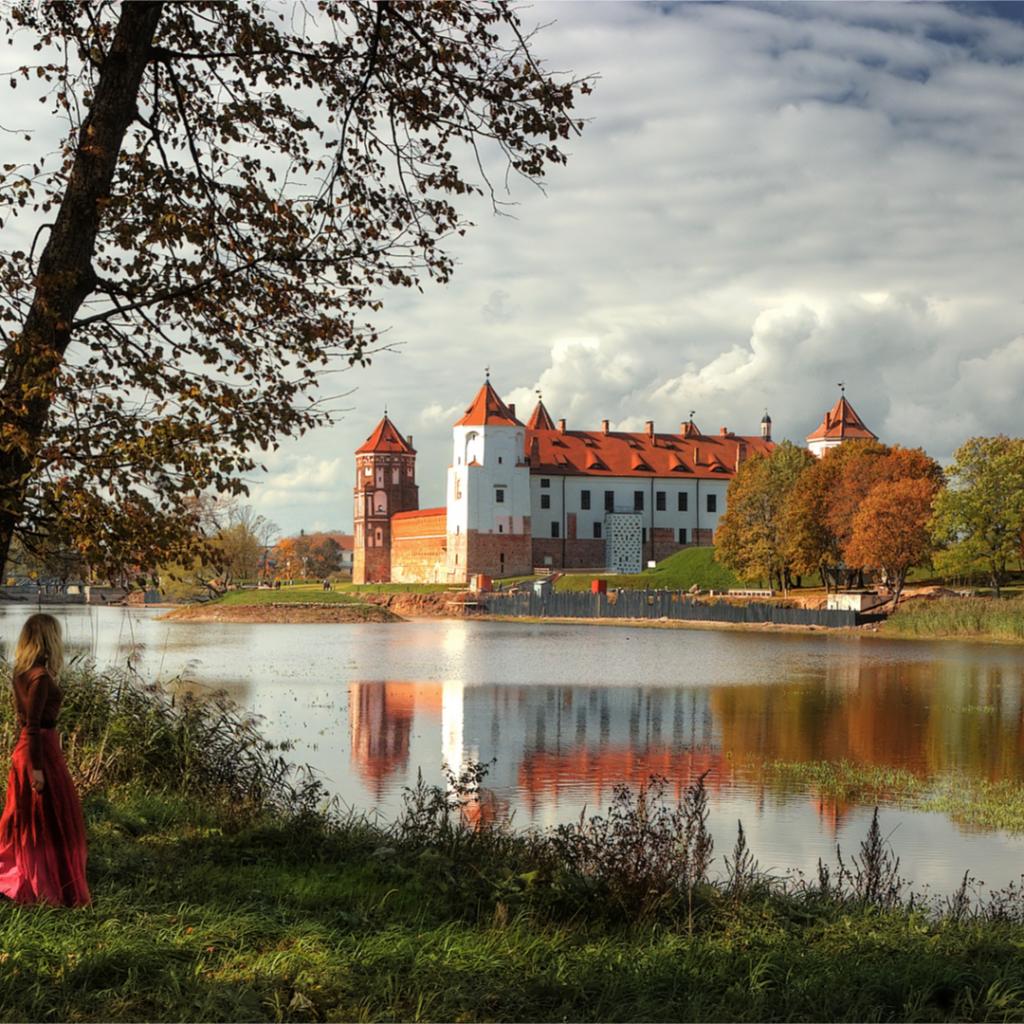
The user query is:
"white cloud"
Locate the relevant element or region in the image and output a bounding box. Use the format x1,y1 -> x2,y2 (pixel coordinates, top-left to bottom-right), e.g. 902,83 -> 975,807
13,1 -> 1015,533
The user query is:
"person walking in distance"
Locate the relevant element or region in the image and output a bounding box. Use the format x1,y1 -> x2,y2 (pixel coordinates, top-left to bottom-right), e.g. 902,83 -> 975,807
0,613 -> 90,906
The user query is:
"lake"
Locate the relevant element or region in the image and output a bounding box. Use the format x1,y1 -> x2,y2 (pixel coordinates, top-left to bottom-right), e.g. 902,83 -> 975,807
2,604 -> 1024,893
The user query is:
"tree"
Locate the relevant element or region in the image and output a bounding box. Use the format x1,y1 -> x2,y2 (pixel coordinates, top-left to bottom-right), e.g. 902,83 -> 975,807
714,441 -> 814,593
0,2 -> 589,580
931,436 -> 1024,596
844,477 -> 938,605
782,442 -> 942,591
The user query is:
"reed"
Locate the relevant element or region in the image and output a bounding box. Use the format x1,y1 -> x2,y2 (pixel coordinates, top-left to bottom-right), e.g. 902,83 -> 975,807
885,596 -> 1024,641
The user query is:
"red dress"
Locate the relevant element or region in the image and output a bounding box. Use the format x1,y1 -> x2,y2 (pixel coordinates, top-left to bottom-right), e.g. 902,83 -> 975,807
0,665 -> 90,906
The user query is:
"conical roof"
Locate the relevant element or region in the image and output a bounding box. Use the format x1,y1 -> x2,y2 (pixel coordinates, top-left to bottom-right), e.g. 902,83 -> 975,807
526,399 -> 556,431
454,380 -> 523,427
806,396 -> 876,442
356,415 -> 415,454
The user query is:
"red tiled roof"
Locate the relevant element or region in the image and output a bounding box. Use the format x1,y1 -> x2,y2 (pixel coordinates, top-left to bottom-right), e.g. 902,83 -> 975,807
525,424 -> 772,479
526,399 -> 556,431
806,396 -> 877,442
356,415 -> 415,454
391,506 -> 446,521
454,381 -> 523,427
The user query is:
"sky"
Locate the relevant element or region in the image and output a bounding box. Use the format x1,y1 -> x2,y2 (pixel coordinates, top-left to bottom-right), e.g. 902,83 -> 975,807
246,0 -> 1024,537
8,1 -> 1024,538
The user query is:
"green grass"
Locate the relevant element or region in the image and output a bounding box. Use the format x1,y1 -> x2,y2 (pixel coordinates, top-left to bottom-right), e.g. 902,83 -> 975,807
7,665 -> 1024,1021
216,585 -> 366,605
762,759 -> 1024,833
885,597 -> 1024,641
555,547 -> 740,593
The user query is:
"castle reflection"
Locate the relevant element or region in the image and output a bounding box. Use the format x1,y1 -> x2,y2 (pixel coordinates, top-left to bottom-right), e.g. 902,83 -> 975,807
348,652 -> 1024,829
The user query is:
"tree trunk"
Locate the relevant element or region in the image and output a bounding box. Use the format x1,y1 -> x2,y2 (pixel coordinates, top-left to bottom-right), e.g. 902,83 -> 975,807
0,2 -> 164,580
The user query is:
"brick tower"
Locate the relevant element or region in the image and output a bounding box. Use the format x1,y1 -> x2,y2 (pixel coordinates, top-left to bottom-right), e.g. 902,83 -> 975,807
352,415 -> 419,584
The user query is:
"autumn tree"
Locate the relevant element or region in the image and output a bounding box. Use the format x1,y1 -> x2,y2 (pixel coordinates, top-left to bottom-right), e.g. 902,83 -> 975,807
931,436 -> 1024,596
782,441 -> 942,591
715,441 -> 814,593
844,477 -> 938,605
0,2 -> 589,580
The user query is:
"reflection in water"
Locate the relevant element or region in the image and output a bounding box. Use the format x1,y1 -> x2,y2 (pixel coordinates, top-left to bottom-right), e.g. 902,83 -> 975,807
3,606 -> 1024,888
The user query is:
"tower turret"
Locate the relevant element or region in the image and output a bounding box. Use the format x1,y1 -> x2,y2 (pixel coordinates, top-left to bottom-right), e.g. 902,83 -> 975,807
761,410 -> 772,442
352,415 -> 418,584
446,379 -> 532,581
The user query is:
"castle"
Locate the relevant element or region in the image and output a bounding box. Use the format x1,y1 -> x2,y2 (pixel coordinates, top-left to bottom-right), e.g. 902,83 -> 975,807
352,380 -> 876,585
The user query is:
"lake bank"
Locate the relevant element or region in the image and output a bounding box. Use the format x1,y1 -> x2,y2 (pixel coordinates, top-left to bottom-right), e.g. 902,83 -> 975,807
161,601 -> 402,624
5,661 -> 1024,1021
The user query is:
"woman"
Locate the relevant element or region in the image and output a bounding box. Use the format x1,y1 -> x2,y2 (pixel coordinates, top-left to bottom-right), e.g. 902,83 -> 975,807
0,613 -> 90,906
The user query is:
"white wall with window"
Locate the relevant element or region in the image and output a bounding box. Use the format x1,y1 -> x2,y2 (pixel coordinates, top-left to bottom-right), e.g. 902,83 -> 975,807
528,474 -> 730,543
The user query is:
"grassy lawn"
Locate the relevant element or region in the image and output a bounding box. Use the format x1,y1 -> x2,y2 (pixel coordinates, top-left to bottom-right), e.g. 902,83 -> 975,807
555,547 -> 740,593
216,585 -> 365,605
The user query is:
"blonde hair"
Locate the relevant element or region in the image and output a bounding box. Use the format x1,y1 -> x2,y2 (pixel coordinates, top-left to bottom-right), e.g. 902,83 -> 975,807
13,613 -> 64,678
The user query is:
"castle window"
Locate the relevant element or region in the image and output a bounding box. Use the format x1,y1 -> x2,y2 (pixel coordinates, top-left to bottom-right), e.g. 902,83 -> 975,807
642,527 -> 647,543
375,528 -> 383,545
495,488 -> 505,504
634,490 -> 644,511
707,494 -> 717,513
593,522 -> 602,539
678,492 -> 688,512
541,478 -> 550,488
540,494 -> 551,510
551,522 -> 560,539
498,456 -> 503,464
580,489 -> 591,510
656,491 -> 666,511
604,490 -> 614,512
392,468 -> 400,484
364,466 -> 372,477
678,528 -> 687,544
498,524 -> 504,533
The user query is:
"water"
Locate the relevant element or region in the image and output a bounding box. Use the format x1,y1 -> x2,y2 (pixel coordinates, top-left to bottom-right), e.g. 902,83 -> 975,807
3,604 -> 1024,893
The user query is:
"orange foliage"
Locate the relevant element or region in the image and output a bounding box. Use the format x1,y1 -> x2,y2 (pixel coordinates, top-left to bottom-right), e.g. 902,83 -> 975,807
844,477 -> 938,602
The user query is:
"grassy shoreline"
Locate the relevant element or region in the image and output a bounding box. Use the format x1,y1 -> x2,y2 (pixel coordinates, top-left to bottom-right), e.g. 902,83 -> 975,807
4,664 -> 1024,1019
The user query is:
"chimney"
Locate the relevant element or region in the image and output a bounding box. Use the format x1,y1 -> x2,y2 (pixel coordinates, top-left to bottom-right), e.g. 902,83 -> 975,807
558,418 -> 566,433
508,403 -> 515,419
645,420 -> 654,437
601,419 -> 610,435
720,426 -> 729,436
407,434 -> 414,449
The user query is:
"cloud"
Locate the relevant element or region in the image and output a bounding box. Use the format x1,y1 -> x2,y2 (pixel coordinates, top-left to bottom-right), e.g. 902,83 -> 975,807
13,1 -> 1011,533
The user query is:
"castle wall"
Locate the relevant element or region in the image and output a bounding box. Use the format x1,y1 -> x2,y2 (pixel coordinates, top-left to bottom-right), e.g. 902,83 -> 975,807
391,509 -> 448,584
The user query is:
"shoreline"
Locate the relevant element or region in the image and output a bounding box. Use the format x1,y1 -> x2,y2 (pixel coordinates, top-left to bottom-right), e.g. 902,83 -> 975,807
160,602 -> 402,624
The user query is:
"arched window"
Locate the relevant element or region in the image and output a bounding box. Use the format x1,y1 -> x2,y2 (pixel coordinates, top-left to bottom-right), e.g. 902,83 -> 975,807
374,489 -> 387,514
465,430 -> 481,465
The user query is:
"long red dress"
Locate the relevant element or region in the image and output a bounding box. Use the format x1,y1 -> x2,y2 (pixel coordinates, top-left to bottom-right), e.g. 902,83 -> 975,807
0,664 -> 90,907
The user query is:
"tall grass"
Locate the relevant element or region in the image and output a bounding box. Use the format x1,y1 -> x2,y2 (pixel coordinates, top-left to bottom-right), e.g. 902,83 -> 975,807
0,659 -> 324,814
885,596 -> 1024,640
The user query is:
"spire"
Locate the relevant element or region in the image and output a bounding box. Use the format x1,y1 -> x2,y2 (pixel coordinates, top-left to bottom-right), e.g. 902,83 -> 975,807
526,397 -> 556,431
454,379 -> 523,427
356,414 -> 415,454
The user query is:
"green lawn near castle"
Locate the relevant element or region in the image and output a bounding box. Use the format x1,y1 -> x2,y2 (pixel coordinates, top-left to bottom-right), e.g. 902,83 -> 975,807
554,546 -> 740,593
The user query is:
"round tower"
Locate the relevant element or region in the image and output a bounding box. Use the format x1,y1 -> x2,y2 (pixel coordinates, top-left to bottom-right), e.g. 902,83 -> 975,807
761,410 -> 772,442
353,415 -> 419,584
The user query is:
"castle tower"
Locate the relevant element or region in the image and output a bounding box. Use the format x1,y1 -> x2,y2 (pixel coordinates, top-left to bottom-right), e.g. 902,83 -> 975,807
352,415 -> 419,584
446,380 -> 532,582
761,410 -> 772,442
806,391 -> 876,458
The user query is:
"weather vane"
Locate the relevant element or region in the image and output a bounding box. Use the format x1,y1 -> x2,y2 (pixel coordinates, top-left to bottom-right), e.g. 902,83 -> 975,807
485,365 -> 490,380
689,409 -> 696,422
837,381 -> 845,395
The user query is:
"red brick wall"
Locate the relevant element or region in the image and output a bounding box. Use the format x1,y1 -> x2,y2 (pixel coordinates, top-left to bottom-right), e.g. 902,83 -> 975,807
391,512 -> 448,583
354,543 -> 391,585
465,531 -> 532,579
532,538 -> 606,569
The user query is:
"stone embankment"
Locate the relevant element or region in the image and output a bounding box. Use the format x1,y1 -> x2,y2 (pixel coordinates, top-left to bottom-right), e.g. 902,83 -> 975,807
162,602 -> 403,624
